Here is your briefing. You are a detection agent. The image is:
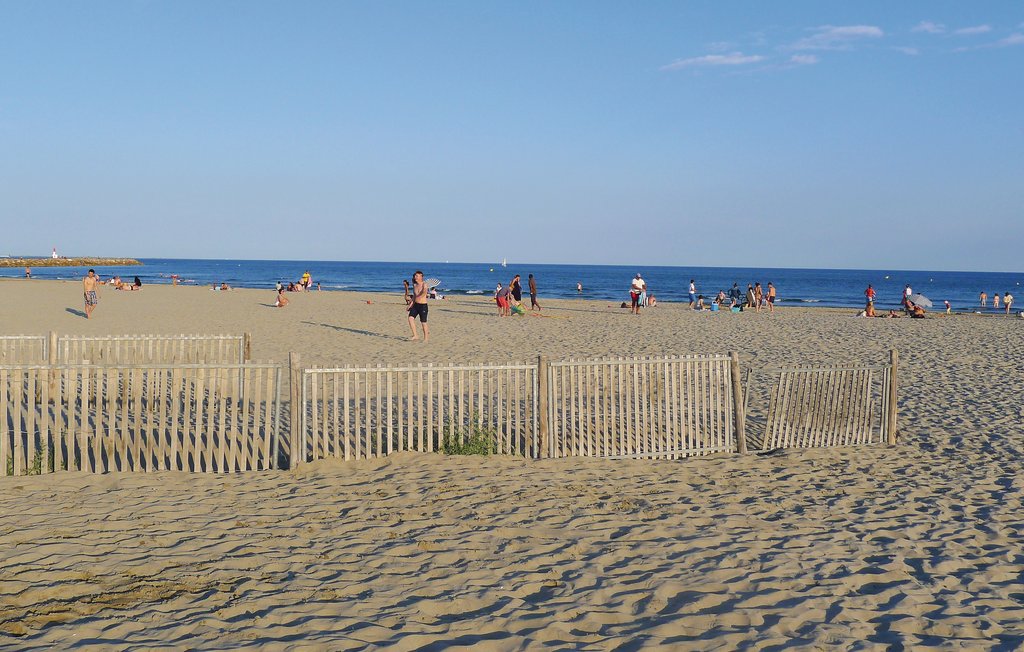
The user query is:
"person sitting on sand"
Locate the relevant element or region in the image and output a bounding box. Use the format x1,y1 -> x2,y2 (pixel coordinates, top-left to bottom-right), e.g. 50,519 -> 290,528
866,302 -> 877,318
275,287 -> 289,307
220,282 -> 230,291
908,302 -> 927,319
134,276 -> 142,289
886,310 -> 902,318
695,295 -> 706,311
715,290 -> 727,305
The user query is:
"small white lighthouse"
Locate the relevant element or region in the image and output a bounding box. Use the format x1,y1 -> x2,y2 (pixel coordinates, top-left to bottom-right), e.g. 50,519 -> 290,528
52,247 -> 58,259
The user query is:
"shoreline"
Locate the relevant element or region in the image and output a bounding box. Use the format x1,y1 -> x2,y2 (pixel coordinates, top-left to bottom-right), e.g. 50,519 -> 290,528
2,276 -> 1018,319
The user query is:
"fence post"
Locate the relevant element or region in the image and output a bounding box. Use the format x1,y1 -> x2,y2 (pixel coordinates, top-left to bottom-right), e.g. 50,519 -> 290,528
887,349 -> 898,445
730,352 -> 748,454
48,331 -> 58,398
243,332 -> 252,362
289,352 -> 302,469
537,355 -> 549,458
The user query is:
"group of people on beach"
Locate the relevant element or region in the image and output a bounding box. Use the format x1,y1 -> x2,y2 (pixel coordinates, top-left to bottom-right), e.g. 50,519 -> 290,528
494,273 -> 542,317
625,276 -> 776,315
699,281 -> 776,313
979,291 -> 1014,314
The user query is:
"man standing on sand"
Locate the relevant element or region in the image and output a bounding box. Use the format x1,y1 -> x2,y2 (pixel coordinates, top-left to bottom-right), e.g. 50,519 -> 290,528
766,282 -> 777,313
688,280 -> 697,309
865,284 -> 876,307
405,270 -> 430,341
630,274 -> 645,315
83,269 -> 100,319
528,274 -> 541,311
980,291 -> 987,308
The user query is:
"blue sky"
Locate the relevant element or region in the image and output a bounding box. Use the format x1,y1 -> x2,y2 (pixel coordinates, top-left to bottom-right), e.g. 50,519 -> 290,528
1,1 -> 1021,271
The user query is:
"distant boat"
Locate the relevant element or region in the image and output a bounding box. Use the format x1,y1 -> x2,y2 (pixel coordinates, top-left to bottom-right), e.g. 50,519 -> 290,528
501,257 -> 507,268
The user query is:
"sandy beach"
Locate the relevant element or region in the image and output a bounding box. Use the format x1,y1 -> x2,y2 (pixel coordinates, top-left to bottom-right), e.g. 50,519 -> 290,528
2,278 -> 1023,648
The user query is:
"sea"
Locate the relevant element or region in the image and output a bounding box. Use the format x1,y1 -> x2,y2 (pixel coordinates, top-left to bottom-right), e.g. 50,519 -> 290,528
3,258 -> 1021,312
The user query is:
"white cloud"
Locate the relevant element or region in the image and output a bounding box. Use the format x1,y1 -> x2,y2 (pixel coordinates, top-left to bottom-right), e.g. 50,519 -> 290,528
893,46 -> 920,56
953,25 -> 992,36
790,25 -> 884,50
789,54 -> 819,65
706,41 -> 736,53
953,32 -> 1024,52
912,20 -> 946,34
996,33 -> 1024,47
661,52 -> 766,70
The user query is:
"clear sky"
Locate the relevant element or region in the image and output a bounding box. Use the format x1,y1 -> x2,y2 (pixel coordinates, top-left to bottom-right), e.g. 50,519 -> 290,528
1,1 -> 1021,271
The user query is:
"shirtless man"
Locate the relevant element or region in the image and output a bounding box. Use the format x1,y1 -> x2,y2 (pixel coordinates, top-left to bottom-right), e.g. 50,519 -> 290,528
766,282 -> 777,313
406,271 -> 430,341
980,291 -> 987,308
83,269 -> 100,319
528,274 -> 541,311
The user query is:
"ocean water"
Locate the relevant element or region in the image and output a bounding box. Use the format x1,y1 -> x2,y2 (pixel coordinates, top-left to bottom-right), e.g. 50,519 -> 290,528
3,258 -> 1021,311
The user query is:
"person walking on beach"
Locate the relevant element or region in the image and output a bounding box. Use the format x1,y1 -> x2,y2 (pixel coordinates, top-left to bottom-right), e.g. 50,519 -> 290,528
1005,292 -> 1013,314
688,280 -> 697,309
630,274 -> 645,315
82,269 -> 100,319
406,270 -> 430,341
980,291 -> 987,308
766,282 -> 776,313
528,274 -> 541,311
865,284 -> 876,307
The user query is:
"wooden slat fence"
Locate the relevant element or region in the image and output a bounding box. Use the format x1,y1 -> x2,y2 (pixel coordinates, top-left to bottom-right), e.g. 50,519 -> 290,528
56,334 -> 249,365
299,363 -> 538,463
1,363 -> 282,475
759,352 -> 897,449
0,336 -> 46,364
546,354 -> 740,459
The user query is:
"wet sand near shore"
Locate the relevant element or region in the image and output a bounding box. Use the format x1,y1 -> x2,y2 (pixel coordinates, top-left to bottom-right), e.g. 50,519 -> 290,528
1,278 -> 1023,648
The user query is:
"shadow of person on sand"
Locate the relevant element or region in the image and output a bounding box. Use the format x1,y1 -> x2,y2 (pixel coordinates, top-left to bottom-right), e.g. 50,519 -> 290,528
65,308 -> 87,319
302,321 -> 406,341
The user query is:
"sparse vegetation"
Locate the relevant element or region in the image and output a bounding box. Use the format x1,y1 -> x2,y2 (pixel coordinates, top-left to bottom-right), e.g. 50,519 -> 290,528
440,416 -> 498,456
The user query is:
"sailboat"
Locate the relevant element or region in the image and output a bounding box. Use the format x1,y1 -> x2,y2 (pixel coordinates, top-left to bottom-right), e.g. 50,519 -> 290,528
501,257 -> 507,268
